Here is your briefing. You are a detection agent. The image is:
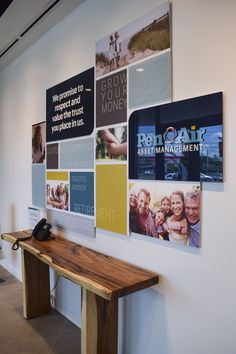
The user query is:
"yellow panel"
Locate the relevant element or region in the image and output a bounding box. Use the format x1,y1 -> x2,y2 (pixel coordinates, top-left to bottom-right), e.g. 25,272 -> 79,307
96,165 -> 127,235
46,171 -> 68,181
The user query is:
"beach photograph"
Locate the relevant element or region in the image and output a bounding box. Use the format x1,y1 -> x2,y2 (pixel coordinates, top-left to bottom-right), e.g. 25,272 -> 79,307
96,2 -> 170,78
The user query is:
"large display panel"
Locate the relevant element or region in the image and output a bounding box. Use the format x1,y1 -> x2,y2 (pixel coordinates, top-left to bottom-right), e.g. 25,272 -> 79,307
46,68 -> 94,142
96,164 -> 127,235
95,2 -> 170,78
30,4 -> 223,249
96,69 -> 127,128
129,181 -> 201,248
129,92 -> 223,182
94,2 -> 172,239
32,122 -> 46,208
32,122 -> 46,164
45,68 -> 95,238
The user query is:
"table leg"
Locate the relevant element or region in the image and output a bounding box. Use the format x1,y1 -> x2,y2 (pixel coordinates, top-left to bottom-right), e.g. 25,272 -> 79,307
81,288 -> 118,354
22,249 -> 51,319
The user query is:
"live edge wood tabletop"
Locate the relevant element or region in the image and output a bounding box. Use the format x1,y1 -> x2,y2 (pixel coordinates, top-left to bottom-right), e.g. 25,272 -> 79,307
1,230 -> 159,354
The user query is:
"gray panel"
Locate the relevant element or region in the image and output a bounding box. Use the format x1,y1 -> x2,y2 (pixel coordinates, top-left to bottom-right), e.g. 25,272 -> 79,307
46,143 -> 58,169
60,137 -> 94,169
129,51 -> 171,109
46,209 -> 95,238
96,69 -> 127,127
32,164 -> 45,207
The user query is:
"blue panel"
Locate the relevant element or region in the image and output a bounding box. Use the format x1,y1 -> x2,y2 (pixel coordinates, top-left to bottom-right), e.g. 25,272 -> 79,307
60,137 -> 94,169
70,172 -> 94,216
32,164 -> 45,207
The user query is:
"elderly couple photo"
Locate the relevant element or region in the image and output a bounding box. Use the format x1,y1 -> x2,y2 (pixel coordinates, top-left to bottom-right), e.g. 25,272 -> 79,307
129,182 -> 200,248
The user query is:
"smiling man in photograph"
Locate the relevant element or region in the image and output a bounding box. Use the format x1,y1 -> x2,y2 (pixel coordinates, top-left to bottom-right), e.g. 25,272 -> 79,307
185,190 -> 201,248
136,188 -> 157,237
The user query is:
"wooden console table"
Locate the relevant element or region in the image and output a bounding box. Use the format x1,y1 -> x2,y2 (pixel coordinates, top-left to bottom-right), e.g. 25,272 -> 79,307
1,230 -> 159,354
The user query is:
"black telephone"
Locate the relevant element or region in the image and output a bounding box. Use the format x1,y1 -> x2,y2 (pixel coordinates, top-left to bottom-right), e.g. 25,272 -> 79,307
32,218 -> 51,241
12,218 -> 52,250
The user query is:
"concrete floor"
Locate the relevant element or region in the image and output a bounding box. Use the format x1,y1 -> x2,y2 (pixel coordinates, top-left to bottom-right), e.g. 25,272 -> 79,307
0,265 -> 81,354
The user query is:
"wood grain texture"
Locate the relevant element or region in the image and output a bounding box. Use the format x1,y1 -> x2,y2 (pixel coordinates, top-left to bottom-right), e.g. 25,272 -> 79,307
22,249 -> 51,319
2,231 -> 159,301
81,288 -> 118,354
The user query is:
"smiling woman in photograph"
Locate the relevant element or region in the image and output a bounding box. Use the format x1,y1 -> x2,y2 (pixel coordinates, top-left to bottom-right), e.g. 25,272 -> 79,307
32,123 -> 45,163
163,191 -> 188,245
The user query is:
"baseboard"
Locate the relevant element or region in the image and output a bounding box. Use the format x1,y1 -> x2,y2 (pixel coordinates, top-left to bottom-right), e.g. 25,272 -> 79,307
0,261 -> 124,353
55,303 -> 81,328
1,260 -> 81,327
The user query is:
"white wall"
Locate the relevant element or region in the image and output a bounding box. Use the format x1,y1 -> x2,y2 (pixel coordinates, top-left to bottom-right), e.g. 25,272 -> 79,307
1,1 -> 236,354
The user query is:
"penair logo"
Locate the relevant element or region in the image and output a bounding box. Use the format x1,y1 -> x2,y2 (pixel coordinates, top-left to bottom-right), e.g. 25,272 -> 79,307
137,126 -> 206,156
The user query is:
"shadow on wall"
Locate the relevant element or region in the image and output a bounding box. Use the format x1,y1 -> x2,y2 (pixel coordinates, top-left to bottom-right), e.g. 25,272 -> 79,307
0,234 -> 3,260
122,285 -> 169,354
10,204 -> 16,231
0,204 -> 17,261
0,243 -> 4,259
0,221 -> 2,259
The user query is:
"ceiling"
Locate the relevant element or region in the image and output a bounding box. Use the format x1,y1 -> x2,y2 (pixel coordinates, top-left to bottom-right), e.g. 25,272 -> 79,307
0,0 -> 86,72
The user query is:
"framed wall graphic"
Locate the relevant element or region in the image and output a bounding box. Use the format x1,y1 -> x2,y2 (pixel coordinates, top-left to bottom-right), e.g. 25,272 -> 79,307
32,121 -> 46,208
46,172 -> 69,211
96,69 -> 127,128
96,125 -> 127,162
46,67 -> 94,142
32,121 -> 46,164
96,164 -> 127,235
32,164 -> 45,208
44,68 -> 95,238
129,92 -> 223,182
46,143 -> 58,169
60,137 -> 94,170
129,181 -> 201,248
30,6 -> 222,248
70,172 -> 94,216
28,3 -> 221,253
129,51 -> 171,109
94,1 -> 171,237
95,2 -> 170,78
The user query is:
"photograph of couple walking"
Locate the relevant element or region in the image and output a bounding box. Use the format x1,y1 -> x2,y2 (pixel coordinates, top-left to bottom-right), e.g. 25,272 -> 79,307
129,181 -> 201,248
96,2 -> 170,77
108,31 -> 122,72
